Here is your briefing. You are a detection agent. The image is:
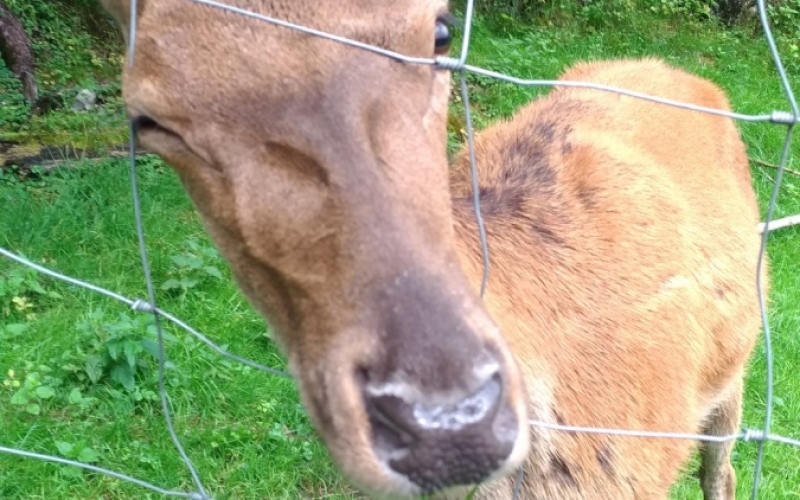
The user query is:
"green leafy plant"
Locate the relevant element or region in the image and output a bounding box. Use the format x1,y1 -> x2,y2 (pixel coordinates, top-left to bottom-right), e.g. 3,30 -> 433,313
1,0 -> 126,146
268,422 -> 315,462
0,322 -> 28,340
6,366 -> 58,416
766,0 -> 800,71
647,0 -> 713,19
58,309 -> 174,392
161,239 -> 224,294
0,265 -> 62,319
54,439 -> 100,463
0,64 -> 30,129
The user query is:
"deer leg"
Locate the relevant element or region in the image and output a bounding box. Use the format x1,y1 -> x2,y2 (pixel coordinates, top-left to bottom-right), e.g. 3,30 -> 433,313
698,378 -> 743,500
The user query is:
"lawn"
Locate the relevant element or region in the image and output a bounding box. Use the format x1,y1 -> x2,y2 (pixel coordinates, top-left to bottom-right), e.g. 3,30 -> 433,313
1,8 -> 799,500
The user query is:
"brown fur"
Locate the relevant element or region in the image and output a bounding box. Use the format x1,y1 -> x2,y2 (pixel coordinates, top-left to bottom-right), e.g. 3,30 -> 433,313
101,1 -> 765,498
444,58 -> 765,499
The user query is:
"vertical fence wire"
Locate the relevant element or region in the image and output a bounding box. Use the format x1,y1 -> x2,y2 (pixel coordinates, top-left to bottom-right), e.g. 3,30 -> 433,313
117,3 -> 209,497
128,122 -> 210,498
0,0 -> 799,498
749,0 -> 799,495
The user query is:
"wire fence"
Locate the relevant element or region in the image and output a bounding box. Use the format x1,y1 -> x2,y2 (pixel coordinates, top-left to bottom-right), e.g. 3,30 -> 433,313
1,0 -> 799,499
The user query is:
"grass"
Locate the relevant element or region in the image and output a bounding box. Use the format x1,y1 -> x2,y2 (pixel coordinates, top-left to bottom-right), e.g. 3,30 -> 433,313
1,8 -> 800,500
0,156 -> 356,499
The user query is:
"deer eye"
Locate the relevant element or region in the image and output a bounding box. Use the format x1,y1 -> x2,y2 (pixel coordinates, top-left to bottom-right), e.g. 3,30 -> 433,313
434,18 -> 452,54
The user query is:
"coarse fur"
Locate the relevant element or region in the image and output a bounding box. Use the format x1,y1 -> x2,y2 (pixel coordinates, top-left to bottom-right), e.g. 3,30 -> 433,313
100,1 -> 765,499
442,57 -> 765,499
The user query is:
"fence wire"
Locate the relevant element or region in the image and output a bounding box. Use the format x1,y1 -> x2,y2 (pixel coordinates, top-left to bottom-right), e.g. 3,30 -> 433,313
1,0 -> 799,498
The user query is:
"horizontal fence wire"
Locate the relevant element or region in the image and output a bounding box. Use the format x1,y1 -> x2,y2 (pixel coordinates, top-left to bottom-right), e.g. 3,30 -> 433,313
0,247 -> 290,379
1,0 -> 799,498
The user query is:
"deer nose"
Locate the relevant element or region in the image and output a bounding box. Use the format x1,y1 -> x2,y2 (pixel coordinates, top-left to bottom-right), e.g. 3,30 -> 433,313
364,373 -> 519,493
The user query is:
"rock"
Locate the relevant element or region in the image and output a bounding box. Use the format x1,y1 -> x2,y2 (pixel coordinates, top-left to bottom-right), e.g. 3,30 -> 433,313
72,89 -> 97,112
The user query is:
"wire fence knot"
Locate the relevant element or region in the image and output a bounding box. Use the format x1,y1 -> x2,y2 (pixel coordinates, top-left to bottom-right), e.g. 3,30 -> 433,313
131,298 -> 156,313
770,110 -> 799,125
743,429 -> 768,442
435,56 -> 465,71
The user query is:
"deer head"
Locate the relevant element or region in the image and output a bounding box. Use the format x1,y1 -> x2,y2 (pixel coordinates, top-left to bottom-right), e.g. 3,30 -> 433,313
101,1 -> 530,497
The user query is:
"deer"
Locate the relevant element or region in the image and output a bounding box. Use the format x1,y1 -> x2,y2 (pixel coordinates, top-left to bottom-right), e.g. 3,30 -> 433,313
100,1 -> 766,499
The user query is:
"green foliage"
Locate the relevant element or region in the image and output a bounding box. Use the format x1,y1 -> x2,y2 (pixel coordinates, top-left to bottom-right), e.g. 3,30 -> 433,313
54,439 -> 100,464
61,309 -> 170,393
473,0 -> 543,19
161,239 -> 225,295
0,322 -> 28,340
0,265 -> 62,319
766,0 -> 800,71
3,307 -> 169,447
471,0 -> 643,26
6,366 -> 57,416
646,0 -> 714,19
0,66 -> 30,129
4,0 -> 121,87
0,0 -> 125,146
469,0 -> 800,53
3,366 -> 101,463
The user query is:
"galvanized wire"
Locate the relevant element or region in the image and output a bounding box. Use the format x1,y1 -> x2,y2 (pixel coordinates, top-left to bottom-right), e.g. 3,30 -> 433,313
0,248 -> 290,378
127,120 -> 210,499
749,0 -> 799,496
1,0 -> 799,498
0,446 -> 205,499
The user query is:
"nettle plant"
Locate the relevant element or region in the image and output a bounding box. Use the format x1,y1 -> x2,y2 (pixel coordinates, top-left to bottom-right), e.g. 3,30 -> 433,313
58,309 -> 175,396
4,309 -> 176,420
4,361 -> 59,416
161,238 -> 224,295
0,264 -> 62,319
4,356 -> 95,417
3,363 -> 102,463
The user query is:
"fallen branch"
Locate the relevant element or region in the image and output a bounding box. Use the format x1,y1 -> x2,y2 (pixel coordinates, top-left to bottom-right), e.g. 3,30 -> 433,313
2,146 -> 151,174
759,214 -> 800,234
751,158 -> 800,177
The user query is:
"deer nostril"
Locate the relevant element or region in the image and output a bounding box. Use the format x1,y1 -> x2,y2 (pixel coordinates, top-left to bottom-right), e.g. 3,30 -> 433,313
412,375 -> 501,431
363,373 -> 518,492
365,393 -> 419,449
364,375 -> 504,445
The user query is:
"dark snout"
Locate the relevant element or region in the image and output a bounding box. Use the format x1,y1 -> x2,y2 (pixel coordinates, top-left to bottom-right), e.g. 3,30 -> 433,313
364,372 -> 520,492
356,269 -> 528,494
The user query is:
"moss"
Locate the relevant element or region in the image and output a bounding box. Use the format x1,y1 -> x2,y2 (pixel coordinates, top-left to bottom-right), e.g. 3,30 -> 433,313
0,142 -> 43,165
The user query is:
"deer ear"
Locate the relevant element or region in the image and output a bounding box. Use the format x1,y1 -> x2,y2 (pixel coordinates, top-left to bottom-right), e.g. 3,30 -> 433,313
100,0 -> 135,44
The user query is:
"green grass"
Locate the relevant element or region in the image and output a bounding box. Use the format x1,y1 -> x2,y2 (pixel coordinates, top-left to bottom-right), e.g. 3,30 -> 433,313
0,157 -> 357,499
1,9 -> 800,500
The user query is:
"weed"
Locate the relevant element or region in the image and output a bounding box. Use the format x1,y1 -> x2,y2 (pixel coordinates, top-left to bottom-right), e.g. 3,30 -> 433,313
54,440 -> 100,464
767,0 -> 800,72
161,239 -> 224,295
0,265 -> 62,319
57,309 -> 173,393
6,365 -> 59,416
0,67 -> 30,129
